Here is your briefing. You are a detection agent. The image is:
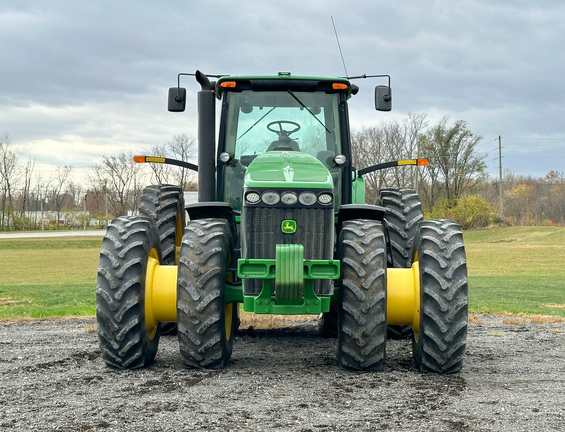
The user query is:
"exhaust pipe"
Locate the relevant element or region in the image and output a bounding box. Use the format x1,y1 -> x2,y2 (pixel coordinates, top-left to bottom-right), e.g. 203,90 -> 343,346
195,70 -> 216,202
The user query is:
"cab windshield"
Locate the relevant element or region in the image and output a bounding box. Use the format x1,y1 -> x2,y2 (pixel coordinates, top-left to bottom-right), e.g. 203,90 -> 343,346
220,90 -> 344,211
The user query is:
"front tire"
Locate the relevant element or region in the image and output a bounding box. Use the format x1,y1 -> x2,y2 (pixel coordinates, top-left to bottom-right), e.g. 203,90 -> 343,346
96,216 -> 162,369
412,219 -> 468,373
177,218 -> 236,369
337,220 -> 387,371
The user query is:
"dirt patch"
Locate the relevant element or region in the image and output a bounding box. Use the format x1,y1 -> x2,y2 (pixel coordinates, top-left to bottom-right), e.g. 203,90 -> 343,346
1,315 -> 564,431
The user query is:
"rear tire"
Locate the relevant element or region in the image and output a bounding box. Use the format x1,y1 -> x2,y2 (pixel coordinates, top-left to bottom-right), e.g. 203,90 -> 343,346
412,219 -> 468,373
139,184 -> 185,335
177,218 -> 236,369
96,216 -> 162,369
139,184 -> 185,265
337,220 -> 387,371
377,187 -> 423,339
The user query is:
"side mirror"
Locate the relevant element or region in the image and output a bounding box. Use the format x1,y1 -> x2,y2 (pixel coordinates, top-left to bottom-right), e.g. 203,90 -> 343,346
168,87 -> 186,112
375,85 -> 392,112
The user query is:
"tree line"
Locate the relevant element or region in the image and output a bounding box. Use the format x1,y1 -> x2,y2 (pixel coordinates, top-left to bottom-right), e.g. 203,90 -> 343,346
350,113 -> 565,228
1,117 -> 564,231
0,133 -> 197,230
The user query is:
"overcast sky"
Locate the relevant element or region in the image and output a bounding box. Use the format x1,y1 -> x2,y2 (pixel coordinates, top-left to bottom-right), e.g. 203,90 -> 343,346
1,0 -> 564,184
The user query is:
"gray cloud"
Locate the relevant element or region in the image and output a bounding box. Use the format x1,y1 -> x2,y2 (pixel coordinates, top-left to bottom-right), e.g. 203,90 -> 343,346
1,0 -> 564,180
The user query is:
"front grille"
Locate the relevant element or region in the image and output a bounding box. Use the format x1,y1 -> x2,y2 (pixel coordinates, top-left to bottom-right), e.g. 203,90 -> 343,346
242,206 -> 334,296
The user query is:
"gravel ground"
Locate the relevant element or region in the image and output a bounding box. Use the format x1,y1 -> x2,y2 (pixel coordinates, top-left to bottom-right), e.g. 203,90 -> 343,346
1,315 -> 564,432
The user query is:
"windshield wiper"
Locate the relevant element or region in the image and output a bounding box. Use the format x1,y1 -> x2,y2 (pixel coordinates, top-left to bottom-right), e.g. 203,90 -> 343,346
237,106 -> 277,140
286,91 -> 331,134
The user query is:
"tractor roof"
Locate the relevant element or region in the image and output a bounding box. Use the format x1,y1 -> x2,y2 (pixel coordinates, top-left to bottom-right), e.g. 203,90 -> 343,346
215,72 -> 356,99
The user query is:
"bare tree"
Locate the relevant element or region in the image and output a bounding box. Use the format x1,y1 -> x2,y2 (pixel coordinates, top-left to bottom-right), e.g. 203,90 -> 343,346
0,133 -> 19,230
351,113 -> 428,201
33,174 -> 51,230
145,143 -> 173,185
19,158 -> 35,230
167,133 -> 197,188
419,118 -> 486,207
142,134 -> 197,189
89,152 -> 146,217
50,166 -> 72,228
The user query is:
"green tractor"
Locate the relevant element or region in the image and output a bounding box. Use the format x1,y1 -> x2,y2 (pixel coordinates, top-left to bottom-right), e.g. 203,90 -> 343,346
96,70 -> 468,373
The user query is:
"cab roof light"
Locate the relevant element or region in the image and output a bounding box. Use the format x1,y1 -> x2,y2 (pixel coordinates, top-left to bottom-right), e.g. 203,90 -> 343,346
332,83 -> 348,90
220,81 -> 237,88
417,158 -> 429,166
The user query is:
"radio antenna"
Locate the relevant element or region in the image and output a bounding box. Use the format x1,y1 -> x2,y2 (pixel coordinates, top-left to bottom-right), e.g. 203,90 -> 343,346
331,16 -> 349,78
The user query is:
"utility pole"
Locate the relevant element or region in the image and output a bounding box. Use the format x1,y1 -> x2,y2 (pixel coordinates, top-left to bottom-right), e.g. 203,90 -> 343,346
498,136 -> 503,219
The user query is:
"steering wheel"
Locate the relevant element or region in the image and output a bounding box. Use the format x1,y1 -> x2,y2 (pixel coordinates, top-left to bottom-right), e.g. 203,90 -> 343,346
267,120 -> 301,137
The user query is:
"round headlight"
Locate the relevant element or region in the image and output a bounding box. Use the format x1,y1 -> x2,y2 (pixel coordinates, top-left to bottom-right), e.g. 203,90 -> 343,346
281,192 -> 298,205
262,191 -> 280,205
334,154 -> 346,165
245,192 -> 261,204
298,192 -> 317,206
318,193 -> 333,205
219,152 -> 232,164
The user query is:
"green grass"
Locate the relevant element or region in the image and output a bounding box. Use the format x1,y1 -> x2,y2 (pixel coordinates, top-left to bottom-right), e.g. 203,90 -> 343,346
1,226 -> 565,320
465,226 -> 565,317
0,237 -> 101,320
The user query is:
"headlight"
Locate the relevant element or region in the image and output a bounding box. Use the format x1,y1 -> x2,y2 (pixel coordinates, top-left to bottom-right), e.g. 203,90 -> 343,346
281,192 -> 298,205
262,191 -> 280,205
334,154 -> 346,165
219,152 -> 232,164
298,192 -> 317,206
245,192 -> 261,204
317,193 -> 333,205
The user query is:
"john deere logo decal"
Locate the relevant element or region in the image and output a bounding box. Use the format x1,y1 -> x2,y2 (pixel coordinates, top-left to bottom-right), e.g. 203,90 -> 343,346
281,220 -> 297,234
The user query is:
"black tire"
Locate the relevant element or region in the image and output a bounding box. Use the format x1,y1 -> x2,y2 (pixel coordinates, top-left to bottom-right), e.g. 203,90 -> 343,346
337,220 -> 387,371
177,218 -> 236,369
139,184 -> 185,265
377,187 -> 423,268
139,184 -> 185,336
96,216 -> 162,369
377,187 -> 423,339
412,219 -> 468,373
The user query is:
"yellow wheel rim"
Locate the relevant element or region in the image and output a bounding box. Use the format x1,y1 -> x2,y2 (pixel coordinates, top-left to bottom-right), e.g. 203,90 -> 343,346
145,248 -> 160,340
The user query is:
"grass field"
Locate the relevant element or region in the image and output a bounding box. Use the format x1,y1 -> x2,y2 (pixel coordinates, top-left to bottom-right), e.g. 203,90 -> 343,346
464,226 -> 565,317
0,237 -> 100,319
1,226 -> 564,320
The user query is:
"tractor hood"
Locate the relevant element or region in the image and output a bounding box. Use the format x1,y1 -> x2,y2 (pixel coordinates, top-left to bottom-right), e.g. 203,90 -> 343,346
244,152 -> 333,189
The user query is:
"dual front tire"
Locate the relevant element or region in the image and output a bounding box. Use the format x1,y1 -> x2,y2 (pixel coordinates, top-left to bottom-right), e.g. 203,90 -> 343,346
97,212 -> 236,370
335,217 -> 468,373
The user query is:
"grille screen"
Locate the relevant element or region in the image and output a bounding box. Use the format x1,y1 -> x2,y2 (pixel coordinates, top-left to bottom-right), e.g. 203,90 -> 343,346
242,206 -> 334,296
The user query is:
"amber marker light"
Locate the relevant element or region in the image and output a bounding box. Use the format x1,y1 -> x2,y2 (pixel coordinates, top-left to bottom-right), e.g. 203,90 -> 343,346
133,155 -> 146,163
332,83 -> 348,90
417,158 -> 429,166
220,81 -> 237,88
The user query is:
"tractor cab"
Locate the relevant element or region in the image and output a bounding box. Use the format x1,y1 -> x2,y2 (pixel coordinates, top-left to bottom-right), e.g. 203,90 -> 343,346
215,73 -> 355,212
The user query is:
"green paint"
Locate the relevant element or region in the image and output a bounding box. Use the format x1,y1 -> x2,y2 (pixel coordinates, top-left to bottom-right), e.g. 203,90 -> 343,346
237,252 -> 340,315
244,152 -> 333,189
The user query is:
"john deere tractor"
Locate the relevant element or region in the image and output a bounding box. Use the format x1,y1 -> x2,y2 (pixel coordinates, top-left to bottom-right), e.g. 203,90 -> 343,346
96,70 -> 468,373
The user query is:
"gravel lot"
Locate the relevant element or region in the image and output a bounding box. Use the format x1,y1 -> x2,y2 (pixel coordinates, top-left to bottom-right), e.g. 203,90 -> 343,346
1,315 -> 564,431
